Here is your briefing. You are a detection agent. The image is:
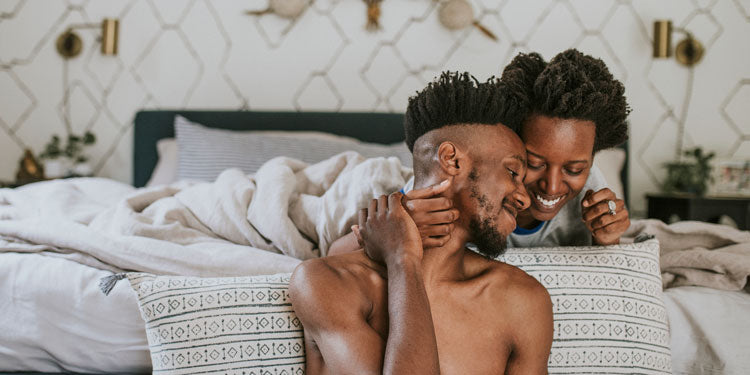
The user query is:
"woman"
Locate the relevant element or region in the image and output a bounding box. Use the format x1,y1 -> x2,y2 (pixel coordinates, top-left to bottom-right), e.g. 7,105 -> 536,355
502,49 -> 631,247
329,49 -> 630,254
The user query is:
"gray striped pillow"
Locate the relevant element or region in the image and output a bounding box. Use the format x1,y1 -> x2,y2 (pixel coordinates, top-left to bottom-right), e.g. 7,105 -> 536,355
500,239 -> 672,374
126,273 -> 304,375
175,116 -> 412,182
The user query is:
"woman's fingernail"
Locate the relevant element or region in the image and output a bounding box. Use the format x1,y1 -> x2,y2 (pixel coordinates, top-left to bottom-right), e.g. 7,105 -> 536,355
440,179 -> 449,186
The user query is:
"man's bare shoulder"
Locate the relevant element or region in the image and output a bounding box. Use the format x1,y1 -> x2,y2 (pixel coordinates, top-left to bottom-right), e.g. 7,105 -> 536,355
465,250 -> 551,313
464,250 -> 553,357
290,251 -> 384,291
289,252 -> 385,324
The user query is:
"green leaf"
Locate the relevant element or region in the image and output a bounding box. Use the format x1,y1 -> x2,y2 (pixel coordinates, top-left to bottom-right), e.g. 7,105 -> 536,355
83,131 -> 96,144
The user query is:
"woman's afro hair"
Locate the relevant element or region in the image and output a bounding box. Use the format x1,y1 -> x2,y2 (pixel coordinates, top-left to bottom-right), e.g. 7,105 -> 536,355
501,49 -> 631,152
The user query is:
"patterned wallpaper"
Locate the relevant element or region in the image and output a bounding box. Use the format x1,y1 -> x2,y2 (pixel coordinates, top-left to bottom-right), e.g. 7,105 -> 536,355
1,0 -> 749,215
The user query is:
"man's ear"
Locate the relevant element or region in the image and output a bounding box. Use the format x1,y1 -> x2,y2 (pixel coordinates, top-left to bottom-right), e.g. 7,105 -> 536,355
437,142 -> 466,177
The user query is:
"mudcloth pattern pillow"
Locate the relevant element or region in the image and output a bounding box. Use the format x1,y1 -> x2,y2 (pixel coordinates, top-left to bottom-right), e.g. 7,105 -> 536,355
126,273 -> 304,375
126,240 -> 670,374
500,239 -> 672,374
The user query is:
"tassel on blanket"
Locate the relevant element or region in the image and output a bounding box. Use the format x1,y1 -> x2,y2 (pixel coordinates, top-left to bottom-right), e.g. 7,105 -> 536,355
634,233 -> 655,243
99,273 -> 127,296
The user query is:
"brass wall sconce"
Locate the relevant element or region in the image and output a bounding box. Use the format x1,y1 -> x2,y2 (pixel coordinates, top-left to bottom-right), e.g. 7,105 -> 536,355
653,20 -> 703,66
56,19 -> 119,59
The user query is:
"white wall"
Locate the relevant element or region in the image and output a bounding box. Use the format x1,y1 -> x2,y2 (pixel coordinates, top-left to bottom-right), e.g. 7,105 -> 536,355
1,0 -> 748,215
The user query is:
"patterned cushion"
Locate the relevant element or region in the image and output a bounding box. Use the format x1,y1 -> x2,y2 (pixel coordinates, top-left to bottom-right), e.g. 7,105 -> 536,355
126,239 -> 670,374
500,238 -> 672,374
125,273 -> 304,375
175,115 -> 412,182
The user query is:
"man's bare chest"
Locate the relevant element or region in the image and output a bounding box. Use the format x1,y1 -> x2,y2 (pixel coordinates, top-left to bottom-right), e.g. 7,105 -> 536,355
367,293 -> 512,373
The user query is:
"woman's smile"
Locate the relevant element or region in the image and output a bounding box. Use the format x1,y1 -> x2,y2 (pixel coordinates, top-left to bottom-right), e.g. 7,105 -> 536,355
531,192 -> 565,211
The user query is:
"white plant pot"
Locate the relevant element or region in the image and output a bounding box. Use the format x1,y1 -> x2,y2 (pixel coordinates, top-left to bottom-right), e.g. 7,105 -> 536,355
43,158 -> 72,179
72,162 -> 93,177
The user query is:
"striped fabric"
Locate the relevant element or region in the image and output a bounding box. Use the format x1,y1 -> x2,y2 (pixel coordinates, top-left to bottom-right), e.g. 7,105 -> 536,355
127,240 -> 670,374
126,273 -> 304,375
500,238 -> 671,374
175,116 -> 412,182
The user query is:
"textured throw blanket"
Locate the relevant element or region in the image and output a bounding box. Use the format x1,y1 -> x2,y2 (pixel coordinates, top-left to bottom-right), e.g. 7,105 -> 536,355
625,219 -> 750,292
0,152 -> 411,276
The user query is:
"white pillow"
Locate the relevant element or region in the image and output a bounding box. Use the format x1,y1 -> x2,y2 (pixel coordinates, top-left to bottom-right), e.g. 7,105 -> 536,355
145,138 -> 178,187
500,239 -> 671,374
594,148 -> 626,200
125,240 -> 670,374
125,272 -> 304,374
174,116 -> 412,182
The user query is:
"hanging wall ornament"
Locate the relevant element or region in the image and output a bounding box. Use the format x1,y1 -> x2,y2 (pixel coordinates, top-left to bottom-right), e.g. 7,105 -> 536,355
246,0 -> 308,19
364,0 -> 383,31
438,0 -> 497,41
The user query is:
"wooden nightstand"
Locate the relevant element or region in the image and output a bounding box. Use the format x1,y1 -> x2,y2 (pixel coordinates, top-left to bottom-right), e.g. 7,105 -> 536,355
646,193 -> 750,230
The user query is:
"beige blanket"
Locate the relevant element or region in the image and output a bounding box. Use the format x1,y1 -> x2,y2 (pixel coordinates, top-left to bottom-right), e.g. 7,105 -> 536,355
0,152 -> 411,276
624,219 -> 750,291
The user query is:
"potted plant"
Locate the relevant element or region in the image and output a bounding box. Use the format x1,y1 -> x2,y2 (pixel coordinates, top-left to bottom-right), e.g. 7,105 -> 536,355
39,131 -> 96,178
662,147 -> 715,196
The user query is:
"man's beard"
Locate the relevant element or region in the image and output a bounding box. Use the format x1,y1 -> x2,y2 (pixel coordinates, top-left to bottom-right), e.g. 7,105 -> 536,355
469,215 -> 507,259
467,167 -> 510,259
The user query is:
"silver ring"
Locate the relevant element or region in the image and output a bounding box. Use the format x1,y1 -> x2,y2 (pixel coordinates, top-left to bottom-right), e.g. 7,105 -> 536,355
607,200 -> 617,215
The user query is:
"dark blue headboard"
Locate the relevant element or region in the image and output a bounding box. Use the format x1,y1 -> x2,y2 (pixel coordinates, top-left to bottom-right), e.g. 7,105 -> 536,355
133,111 -> 407,187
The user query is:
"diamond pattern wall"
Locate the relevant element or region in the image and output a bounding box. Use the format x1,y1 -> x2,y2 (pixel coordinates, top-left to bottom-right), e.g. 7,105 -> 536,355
1,0 -> 749,216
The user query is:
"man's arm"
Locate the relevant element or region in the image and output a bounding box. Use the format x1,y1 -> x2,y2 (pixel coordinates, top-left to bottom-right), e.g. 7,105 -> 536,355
290,258 -> 386,374
291,193 -> 441,374
327,231 -> 360,256
504,280 -> 554,375
358,192 -> 440,374
383,254 -> 439,374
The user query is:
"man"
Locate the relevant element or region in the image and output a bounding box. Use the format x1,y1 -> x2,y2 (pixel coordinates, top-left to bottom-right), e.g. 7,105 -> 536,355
289,72 -> 553,374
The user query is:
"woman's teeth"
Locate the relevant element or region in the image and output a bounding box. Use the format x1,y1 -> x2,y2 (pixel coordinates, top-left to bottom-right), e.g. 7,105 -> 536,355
536,194 -> 562,208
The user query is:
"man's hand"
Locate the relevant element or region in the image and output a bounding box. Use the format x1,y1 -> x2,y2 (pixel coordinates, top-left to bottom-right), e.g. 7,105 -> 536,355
354,192 -> 423,266
581,188 -> 630,245
403,178 -> 460,248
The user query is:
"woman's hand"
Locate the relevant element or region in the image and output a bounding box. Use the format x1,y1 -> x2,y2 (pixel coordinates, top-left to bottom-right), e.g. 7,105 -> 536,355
402,178 -> 460,248
342,178 -> 459,257
581,188 -> 630,245
354,192 -> 424,266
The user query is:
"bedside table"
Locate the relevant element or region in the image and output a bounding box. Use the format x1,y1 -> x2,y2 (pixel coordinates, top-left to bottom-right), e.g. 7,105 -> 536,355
646,193 -> 750,230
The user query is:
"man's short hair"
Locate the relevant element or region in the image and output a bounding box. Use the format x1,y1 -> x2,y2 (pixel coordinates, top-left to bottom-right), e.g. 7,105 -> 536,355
404,71 -> 528,152
501,49 -> 631,152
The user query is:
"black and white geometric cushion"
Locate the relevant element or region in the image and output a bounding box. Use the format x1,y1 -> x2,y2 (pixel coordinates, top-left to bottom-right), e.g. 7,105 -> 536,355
500,239 -> 671,374
126,273 -> 304,375
127,239 -> 670,374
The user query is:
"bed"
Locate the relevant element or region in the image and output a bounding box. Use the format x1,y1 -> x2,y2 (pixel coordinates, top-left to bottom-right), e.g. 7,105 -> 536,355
1,110 -> 748,374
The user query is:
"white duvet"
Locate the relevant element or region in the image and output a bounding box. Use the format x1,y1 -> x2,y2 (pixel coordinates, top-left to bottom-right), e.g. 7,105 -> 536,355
0,152 -> 411,275
663,286 -> 750,375
0,152 -> 411,372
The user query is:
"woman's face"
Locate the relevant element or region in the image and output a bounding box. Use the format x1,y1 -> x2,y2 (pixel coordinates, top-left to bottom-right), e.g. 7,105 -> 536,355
520,115 -> 596,222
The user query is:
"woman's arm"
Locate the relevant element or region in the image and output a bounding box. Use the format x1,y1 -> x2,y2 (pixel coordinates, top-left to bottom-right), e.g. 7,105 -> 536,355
327,179 -> 459,256
328,231 -> 360,256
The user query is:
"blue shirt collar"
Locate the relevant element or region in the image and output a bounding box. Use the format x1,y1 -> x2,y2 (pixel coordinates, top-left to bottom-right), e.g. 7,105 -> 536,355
513,220 -> 546,235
